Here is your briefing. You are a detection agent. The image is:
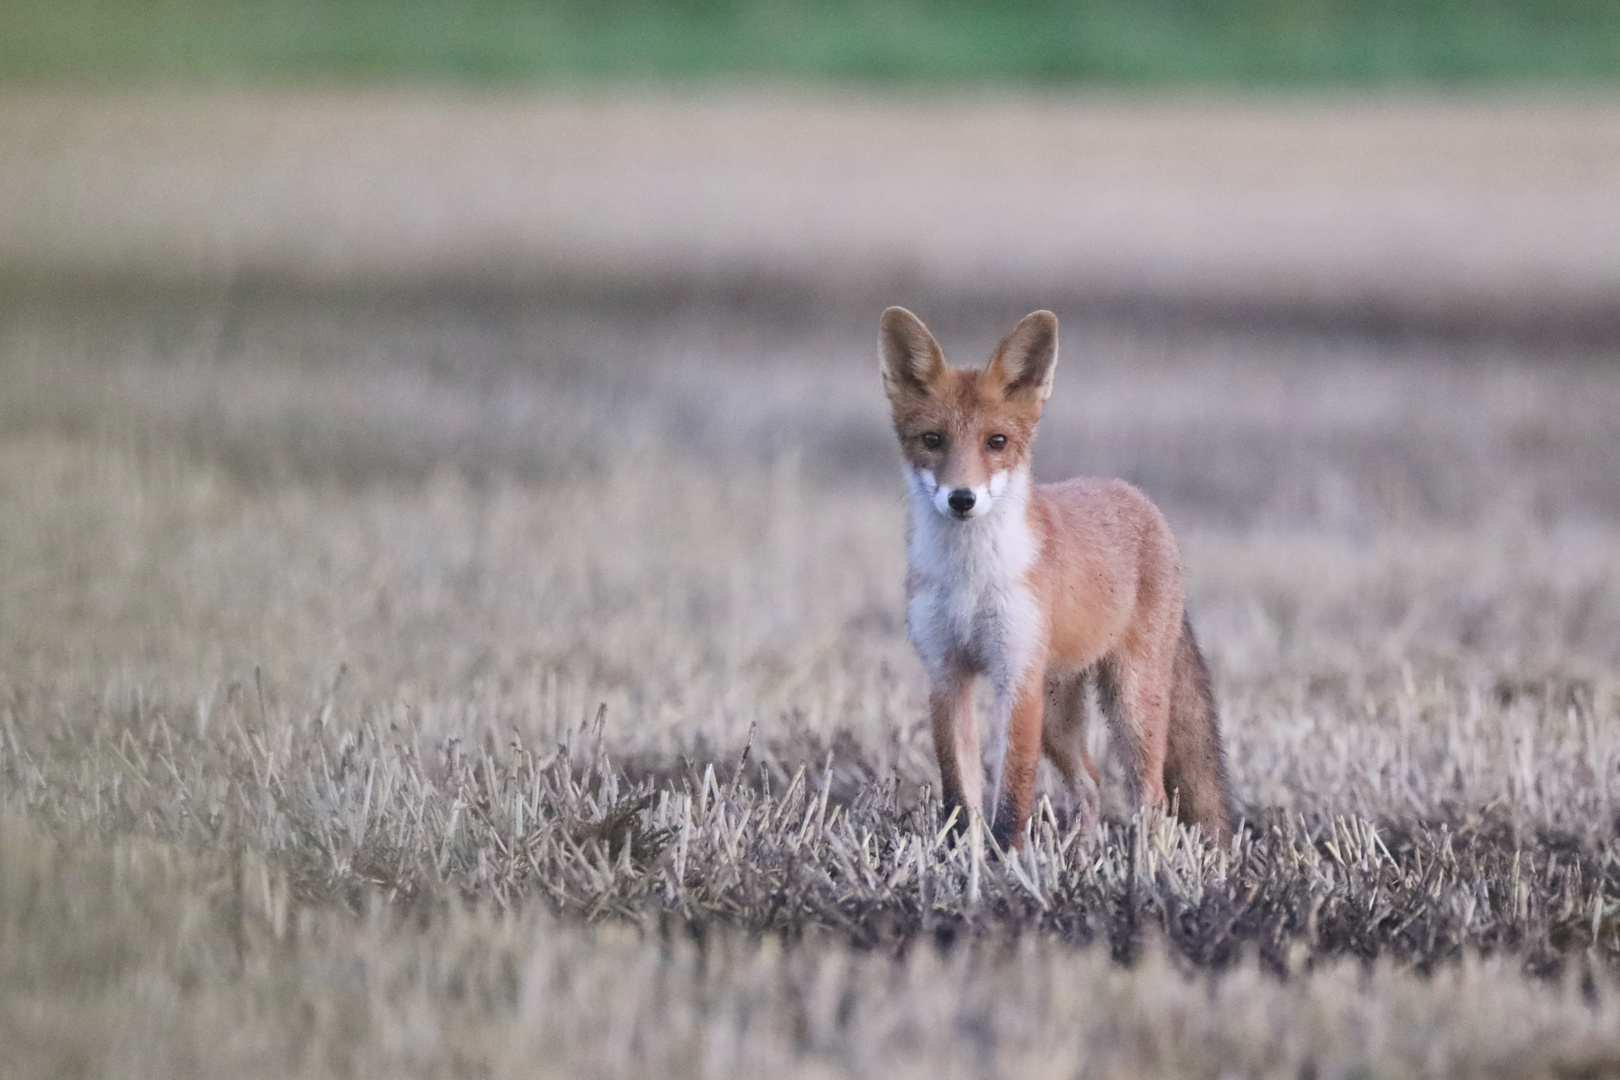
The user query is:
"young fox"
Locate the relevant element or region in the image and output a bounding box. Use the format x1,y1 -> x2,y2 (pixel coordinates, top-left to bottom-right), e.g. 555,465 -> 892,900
881,307 -> 1232,850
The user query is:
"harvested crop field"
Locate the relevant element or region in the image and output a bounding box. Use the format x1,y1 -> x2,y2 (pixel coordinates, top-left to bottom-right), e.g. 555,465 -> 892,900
5,91 -> 1620,1078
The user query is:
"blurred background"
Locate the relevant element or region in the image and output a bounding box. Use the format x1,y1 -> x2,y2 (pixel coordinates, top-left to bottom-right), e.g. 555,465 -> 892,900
3,1 -> 1620,750
10,13 -> 1620,1075
6,0 -> 1620,83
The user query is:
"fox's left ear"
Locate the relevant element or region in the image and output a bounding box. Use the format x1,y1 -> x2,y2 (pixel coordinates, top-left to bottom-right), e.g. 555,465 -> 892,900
987,310 -> 1059,402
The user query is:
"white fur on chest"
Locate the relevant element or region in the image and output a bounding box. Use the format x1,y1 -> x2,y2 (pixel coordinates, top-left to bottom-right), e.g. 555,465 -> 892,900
903,466 -> 1043,694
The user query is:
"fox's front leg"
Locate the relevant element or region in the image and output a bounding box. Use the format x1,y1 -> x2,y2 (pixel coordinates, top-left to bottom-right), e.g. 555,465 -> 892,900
928,670 -> 981,831
989,664 -> 1048,850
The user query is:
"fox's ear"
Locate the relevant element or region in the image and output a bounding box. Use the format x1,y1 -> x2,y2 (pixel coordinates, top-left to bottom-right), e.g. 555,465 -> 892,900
986,310 -> 1058,402
880,306 -> 945,400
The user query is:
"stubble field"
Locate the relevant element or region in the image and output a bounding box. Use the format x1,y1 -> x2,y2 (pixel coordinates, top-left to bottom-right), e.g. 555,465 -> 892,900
5,92 -> 1620,1078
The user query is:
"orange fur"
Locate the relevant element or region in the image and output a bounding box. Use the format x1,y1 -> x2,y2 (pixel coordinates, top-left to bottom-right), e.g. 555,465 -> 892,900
881,307 -> 1232,849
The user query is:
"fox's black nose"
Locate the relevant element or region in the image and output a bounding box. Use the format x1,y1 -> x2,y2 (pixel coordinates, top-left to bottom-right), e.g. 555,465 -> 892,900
947,489 -> 976,514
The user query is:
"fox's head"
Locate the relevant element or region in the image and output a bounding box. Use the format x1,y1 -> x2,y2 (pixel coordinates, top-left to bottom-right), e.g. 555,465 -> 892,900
880,307 -> 1058,521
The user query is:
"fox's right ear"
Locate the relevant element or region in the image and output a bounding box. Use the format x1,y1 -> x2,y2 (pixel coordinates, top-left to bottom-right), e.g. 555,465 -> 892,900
880,307 -> 945,400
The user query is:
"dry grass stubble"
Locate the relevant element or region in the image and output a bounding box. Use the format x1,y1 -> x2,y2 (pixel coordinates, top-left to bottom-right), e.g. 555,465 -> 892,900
4,296 -> 1620,1076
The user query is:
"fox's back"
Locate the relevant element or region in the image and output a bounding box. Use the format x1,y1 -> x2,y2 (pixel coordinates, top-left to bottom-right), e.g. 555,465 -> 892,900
1028,475 -> 1185,673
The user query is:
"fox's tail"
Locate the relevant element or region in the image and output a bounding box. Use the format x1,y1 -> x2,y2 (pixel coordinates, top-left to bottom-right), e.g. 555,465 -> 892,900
1164,614 -> 1233,842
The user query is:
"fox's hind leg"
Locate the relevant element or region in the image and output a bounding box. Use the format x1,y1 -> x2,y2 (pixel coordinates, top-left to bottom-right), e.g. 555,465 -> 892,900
1041,672 -> 1101,836
1095,652 -> 1171,814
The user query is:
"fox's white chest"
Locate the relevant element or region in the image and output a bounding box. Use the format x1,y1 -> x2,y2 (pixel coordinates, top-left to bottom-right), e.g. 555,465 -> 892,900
904,470 -> 1043,690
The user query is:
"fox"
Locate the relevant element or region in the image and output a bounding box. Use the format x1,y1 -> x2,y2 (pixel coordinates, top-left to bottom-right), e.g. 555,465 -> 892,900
881,306 -> 1232,851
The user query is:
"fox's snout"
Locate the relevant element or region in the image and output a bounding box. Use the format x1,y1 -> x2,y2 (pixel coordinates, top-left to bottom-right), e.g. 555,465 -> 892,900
910,468 -> 1002,521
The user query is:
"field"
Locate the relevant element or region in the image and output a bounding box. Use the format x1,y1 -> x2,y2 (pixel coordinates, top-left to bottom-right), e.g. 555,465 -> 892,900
5,91 -> 1620,1077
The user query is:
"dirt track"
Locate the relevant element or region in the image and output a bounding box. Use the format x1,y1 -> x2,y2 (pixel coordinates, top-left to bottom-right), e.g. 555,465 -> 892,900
5,89 -> 1620,333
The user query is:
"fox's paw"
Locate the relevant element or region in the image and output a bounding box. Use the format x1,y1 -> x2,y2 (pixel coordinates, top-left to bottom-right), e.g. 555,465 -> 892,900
938,800 -> 973,839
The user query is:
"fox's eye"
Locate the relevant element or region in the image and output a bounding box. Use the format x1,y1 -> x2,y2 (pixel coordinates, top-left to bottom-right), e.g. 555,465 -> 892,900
987,434 -> 1008,450
920,432 -> 944,450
